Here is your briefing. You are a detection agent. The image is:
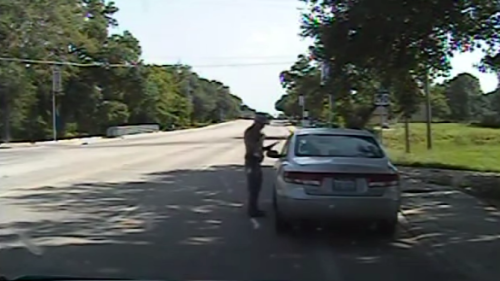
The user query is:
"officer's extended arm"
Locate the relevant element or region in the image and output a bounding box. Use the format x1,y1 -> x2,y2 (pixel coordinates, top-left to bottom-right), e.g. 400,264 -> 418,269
263,141 -> 278,151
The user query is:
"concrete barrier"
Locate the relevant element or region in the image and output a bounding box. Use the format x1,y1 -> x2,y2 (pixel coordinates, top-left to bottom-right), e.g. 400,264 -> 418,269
105,124 -> 160,138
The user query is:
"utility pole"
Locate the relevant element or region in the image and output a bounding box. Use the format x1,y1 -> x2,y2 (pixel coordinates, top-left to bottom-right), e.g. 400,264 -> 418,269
52,65 -> 62,141
1,85 -> 11,143
329,94 -> 335,127
298,94 -> 311,127
374,88 -> 390,144
424,67 -> 432,149
320,60 -> 333,127
404,115 -> 410,153
299,94 -> 305,121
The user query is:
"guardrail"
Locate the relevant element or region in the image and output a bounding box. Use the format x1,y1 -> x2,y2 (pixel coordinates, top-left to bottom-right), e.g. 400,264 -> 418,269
105,124 -> 160,138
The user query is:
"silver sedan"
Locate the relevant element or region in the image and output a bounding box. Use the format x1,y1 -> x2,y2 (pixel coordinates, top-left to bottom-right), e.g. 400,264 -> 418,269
266,127 -> 401,236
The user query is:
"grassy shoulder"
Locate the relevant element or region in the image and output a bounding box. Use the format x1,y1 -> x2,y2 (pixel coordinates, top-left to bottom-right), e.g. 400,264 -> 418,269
383,123 -> 500,173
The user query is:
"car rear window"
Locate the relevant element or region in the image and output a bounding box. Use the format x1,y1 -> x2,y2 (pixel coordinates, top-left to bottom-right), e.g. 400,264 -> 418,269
294,134 -> 385,158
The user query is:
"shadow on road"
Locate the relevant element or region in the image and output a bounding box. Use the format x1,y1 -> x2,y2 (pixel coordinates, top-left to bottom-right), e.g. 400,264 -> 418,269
399,175 -> 500,281
0,165 -> 478,281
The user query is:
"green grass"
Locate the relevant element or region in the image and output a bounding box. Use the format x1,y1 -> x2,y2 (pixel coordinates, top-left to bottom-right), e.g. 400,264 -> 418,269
383,123 -> 500,173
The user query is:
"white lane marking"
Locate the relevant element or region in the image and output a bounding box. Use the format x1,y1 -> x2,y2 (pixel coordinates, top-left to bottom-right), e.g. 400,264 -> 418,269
250,218 -> 260,229
200,164 -> 213,170
17,231 -> 44,256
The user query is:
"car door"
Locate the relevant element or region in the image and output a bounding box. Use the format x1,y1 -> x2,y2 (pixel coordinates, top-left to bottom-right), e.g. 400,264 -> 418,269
273,134 -> 292,189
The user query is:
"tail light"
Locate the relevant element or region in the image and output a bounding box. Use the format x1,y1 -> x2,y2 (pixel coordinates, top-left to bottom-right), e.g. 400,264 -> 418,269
283,172 -> 399,188
367,173 -> 399,187
283,172 -> 323,186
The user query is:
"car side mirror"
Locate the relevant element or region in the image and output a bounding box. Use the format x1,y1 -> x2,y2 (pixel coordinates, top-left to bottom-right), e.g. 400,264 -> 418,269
266,150 -> 281,158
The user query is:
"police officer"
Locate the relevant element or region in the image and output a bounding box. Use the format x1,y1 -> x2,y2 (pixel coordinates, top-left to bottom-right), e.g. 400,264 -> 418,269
244,113 -> 275,218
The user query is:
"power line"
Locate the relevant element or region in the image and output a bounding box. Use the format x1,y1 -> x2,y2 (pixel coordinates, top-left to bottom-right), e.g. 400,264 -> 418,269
151,55 -> 300,60
0,57 -> 121,67
0,56 -> 295,68
162,0 -> 308,12
169,0 -> 301,6
191,61 -> 295,68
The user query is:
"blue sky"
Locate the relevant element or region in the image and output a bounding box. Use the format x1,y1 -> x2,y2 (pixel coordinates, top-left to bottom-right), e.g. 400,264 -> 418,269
111,0 -> 498,114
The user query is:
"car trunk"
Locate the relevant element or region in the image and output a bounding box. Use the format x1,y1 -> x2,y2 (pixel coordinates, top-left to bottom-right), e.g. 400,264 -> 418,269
285,157 -> 397,196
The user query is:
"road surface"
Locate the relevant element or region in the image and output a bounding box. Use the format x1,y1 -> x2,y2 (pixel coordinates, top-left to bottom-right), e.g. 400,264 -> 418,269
0,120 -> 487,281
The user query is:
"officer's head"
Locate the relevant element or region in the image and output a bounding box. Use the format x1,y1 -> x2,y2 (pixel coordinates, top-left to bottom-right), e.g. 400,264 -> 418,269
253,113 -> 268,130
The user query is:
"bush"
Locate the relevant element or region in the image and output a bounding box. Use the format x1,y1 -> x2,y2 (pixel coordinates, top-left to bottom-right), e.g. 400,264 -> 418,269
474,112 -> 500,128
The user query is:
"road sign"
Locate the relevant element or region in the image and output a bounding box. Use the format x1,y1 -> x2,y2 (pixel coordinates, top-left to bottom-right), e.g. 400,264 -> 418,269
374,89 -> 390,106
52,66 -> 62,92
299,95 -> 304,106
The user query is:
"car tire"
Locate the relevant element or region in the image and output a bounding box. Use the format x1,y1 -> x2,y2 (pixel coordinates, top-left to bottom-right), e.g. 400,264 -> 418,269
377,218 -> 398,237
273,189 -> 292,234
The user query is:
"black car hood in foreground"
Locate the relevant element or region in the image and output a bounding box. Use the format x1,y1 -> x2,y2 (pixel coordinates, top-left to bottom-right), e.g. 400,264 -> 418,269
1,277 -> 133,281
1,276 -> 232,281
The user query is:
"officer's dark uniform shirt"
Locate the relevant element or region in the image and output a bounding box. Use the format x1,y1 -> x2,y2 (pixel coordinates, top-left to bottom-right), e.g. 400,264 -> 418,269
244,125 -> 264,165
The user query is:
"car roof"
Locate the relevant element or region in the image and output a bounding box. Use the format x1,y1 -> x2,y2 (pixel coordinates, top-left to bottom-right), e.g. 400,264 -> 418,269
294,127 -> 375,137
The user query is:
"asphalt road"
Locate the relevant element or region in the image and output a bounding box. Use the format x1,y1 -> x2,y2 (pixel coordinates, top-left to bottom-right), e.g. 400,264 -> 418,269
0,120 -> 470,281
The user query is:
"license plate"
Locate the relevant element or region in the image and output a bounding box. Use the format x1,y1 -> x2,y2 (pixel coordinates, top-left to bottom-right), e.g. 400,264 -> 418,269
332,179 -> 356,192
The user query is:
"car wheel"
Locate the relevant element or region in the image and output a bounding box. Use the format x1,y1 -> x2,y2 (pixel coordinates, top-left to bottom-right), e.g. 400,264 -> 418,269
273,189 -> 292,234
377,218 -> 398,237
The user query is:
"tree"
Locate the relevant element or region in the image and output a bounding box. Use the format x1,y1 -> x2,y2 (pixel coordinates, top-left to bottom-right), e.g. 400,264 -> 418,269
429,84 -> 451,121
0,0 -> 249,142
301,0 -> 500,79
444,73 -> 484,122
275,55 -> 391,128
275,0 -> 499,129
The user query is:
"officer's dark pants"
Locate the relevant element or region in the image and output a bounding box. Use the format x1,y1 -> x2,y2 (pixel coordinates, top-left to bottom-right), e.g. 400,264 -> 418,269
245,161 -> 263,213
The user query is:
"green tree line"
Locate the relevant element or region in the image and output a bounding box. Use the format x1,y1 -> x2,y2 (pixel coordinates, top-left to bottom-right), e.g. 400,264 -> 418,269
0,0 -> 250,142
275,0 -> 500,128
277,69 -> 500,127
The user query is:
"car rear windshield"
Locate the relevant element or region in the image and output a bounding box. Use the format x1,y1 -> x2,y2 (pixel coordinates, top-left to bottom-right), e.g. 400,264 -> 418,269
294,134 -> 385,158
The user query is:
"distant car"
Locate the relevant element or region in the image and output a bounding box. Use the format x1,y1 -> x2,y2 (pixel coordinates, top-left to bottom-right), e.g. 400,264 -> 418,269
266,127 -> 401,236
